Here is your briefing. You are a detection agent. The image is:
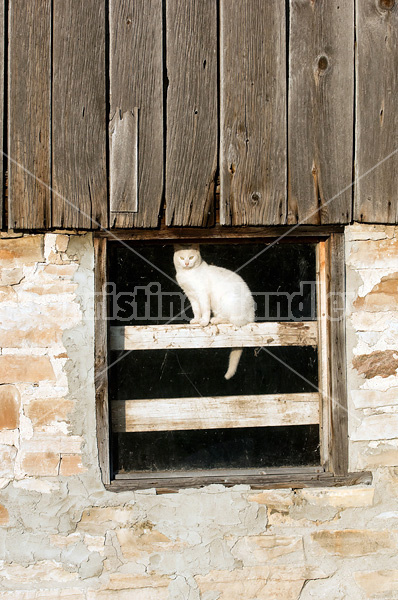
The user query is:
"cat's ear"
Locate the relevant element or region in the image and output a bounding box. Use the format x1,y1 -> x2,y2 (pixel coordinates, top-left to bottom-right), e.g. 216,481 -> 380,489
174,244 -> 184,251
190,243 -> 200,251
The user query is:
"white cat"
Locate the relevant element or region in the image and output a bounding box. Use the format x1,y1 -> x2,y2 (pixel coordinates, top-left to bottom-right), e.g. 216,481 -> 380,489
173,245 -> 255,379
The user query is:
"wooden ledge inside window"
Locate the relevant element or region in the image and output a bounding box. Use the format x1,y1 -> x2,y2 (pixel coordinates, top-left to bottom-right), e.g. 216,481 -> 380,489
105,468 -> 373,493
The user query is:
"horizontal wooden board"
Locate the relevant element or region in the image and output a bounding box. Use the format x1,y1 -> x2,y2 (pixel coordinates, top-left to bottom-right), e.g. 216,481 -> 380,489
110,321 -> 318,350
112,392 -> 320,432
107,470 -> 373,492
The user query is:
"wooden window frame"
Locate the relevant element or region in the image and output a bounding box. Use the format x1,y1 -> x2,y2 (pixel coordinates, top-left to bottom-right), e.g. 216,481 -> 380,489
94,228 -> 371,493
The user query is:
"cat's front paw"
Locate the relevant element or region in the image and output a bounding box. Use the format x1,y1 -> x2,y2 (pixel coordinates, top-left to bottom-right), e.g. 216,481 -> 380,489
199,318 -> 210,327
190,318 -> 200,324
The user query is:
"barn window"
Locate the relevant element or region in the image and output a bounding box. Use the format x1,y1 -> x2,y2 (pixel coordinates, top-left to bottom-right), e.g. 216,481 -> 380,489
95,231 -> 360,492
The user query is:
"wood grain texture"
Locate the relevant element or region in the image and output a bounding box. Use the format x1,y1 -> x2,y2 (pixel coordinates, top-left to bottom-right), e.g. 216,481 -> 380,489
110,0 -> 163,228
52,0 -> 107,229
316,241 -> 330,467
107,470 -> 373,492
110,321 -> 318,351
94,237 -> 110,484
220,0 -> 286,225
355,0 -> 398,223
326,234 -> 348,475
112,393 -> 320,432
0,0 -> 4,229
165,0 -> 218,226
8,0 -> 51,229
100,225 -> 343,241
109,108 -> 138,214
289,0 -> 354,225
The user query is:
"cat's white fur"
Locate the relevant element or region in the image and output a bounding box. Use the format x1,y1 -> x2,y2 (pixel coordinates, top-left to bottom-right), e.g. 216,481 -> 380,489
174,245 -> 255,379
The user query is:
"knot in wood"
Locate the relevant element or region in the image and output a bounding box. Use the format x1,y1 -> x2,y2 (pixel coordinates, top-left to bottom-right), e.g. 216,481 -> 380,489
251,192 -> 261,205
379,0 -> 395,9
317,55 -> 329,72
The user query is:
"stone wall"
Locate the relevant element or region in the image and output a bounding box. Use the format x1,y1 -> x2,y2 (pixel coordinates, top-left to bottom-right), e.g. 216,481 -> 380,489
0,226 -> 397,599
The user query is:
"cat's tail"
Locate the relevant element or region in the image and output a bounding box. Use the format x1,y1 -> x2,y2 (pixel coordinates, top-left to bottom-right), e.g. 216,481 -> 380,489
224,348 -> 243,380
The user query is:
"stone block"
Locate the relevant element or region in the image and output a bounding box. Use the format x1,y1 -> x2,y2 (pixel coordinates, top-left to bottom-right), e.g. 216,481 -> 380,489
0,560 -> 78,583
0,356 -> 55,383
25,398 -> 73,429
55,235 -> 70,253
348,238 -> 398,270
352,350 -> 398,380
60,454 -> 85,476
78,506 -> 138,534
230,534 -> 303,566
311,529 -> 397,556
106,573 -> 170,591
116,527 -> 184,559
0,445 -> 16,478
354,569 -> 398,597
0,236 -> 44,266
21,434 -> 82,454
354,273 -> 398,312
0,385 -> 20,430
20,451 -> 60,476
351,413 -> 398,441
248,489 -> 294,510
0,267 -> 24,286
0,504 -> 9,525
298,487 -> 374,508
351,388 -> 398,409
0,286 -> 17,302
195,565 -> 327,600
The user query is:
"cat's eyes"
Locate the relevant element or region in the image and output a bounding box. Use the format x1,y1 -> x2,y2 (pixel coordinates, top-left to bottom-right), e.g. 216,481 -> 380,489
189,256 -> 194,259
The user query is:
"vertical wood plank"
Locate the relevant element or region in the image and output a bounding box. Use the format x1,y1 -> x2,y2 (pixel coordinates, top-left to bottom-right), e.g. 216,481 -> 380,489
0,0 -> 4,229
110,0 -> 163,228
52,0 -> 107,229
8,0 -> 51,229
94,237 -> 110,485
220,0 -> 286,226
288,0 -> 354,225
326,233 -> 348,475
355,0 -> 398,223
165,0 -> 218,227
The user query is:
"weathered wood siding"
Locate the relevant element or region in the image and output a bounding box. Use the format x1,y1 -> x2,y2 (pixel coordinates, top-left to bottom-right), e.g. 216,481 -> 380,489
288,0 -> 354,225
2,2 -> 398,229
355,0 -> 398,223
0,0 -> 4,229
52,0 -> 107,229
109,0 -> 163,228
8,0 -> 51,229
220,0 -> 286,226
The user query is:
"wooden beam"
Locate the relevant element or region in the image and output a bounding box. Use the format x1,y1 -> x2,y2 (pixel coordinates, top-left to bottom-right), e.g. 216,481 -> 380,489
94,237 -> 110,484
99,225 -> 344,241
107,470 -> 373,492
288,0 -> 354,225
110,321 -> 318,351
109,0 -> 163,228
220,0 -> 287,225
355,0 -> 398,223
52,0 -> 107,229
8,0 -> 51,229
112,392 -> 320,433
326,233 -> 348,475
165,0 -> 217,226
